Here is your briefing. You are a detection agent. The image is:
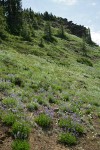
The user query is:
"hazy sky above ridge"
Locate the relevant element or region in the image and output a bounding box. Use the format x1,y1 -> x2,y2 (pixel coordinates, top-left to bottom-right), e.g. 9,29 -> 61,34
23,0 -> 100,45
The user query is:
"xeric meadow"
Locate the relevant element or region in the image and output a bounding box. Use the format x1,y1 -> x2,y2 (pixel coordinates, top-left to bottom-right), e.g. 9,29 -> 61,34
0,1 -> 100,150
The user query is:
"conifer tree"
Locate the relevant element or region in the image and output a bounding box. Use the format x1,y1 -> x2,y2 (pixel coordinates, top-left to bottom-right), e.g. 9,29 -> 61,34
3,0 -> 22,35
82,34 -> 87,56
58,25 -> 66,38
0,0 -> 5,7
0,6 -> 6,39
21,21 -> 32,41
7,0 -> 22,34
44,22 -> 52,41
86,28 -> 92,44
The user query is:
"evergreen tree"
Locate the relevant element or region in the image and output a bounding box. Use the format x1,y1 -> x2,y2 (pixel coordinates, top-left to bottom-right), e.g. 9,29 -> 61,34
86,28 -> 92,44
5,0 -> 22,35
0,0 -> 5,7
44,22 -> 52,41
82,34 -> 87,56
58,25 -> 66,39
32,18 -> 38,30
44,11 -> 49,20
21,20 -> 33,41
0,6 -> 6,39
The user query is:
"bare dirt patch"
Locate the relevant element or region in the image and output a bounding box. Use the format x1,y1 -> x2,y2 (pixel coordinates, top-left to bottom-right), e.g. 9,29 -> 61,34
0,123 -> 12,150
29,116 -> 100,150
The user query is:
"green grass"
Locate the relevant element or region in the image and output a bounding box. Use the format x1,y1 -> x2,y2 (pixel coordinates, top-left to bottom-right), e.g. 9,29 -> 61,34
0,25 -> 100,148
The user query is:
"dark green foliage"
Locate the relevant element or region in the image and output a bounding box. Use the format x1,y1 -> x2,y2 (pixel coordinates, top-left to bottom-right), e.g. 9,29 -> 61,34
77,57 -> 93,67
21,22 -> 32,41
81,35 -> 87,56
44,22 -> 54,42
14,76 -> 23,87
63,95 -> 69,101
0,2 -> 94,44
0,0 -> 5,6
98,113 -> 100,118
39,38 -> 44,47
49,96 -> 56,104
32,18 -> 38,30
12,121 -> 31,139
43,11 -> 55,21
12,140 -> 30,150
58,25 -> 66,39
6,0 -> 22,35
59,133 -> 77,145
35,113 -> 52,128
85,109 -> 91,114
37,97 -> 47,106
0,0 -> 22,35
0,6 -> 7,39
85,28 -> 92,44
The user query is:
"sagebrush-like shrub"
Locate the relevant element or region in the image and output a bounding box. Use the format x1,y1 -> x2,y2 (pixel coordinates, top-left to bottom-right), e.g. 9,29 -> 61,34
74,124 -> 84,134
58,118 -> 72,128
59,132 -> 77,145
27,102 -> 38,112
12,121 -> 31,139
49,97 -> 56,104
12,140 -> 30,150
35,113 -> 52,128
2,98 -> 17,107
2,113 -> 16,126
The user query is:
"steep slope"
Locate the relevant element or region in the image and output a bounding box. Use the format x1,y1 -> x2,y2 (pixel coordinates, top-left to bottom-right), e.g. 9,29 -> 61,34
0,28 -> 100,150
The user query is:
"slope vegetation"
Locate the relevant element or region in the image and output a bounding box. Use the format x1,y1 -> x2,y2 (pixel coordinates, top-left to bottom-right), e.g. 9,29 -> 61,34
0,29 -> 100,150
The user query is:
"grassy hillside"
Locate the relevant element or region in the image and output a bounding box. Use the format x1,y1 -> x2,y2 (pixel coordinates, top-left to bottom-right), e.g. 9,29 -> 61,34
0,28 -> 100,150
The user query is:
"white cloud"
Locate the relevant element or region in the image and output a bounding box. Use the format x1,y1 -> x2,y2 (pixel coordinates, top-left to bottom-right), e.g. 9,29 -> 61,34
52,0 -> 78,5
91,31 -> 100,46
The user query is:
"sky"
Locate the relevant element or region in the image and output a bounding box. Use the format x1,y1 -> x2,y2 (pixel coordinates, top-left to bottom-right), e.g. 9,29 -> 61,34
23,0 -> 100,45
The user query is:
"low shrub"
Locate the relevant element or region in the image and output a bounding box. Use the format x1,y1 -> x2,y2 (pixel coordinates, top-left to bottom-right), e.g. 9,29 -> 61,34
37,97 -> 47,106
35,113 -> 52,128
49,97 -> 56,104
12,140 -> 30,150
63,95 -> 69,101
12,121 -> 31,139
27,102 -> 38,112
2,98 -> 17,107
14,76 -> 23,87
59,132 -> 77,145
58,118 -> 72,128
74,124 -> 84,135
85,109 -> 91,114
2,113 -> 16,126
59,118 -> 84,135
